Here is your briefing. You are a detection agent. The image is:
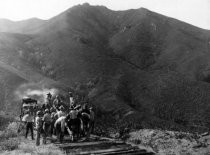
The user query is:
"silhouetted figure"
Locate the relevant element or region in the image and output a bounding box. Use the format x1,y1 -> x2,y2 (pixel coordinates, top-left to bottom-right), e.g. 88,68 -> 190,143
69,92 -> 74,107
46,92 -> 53,108
89,107 -> 95,134
35,111 -> 43,146
53,95 -> 61,108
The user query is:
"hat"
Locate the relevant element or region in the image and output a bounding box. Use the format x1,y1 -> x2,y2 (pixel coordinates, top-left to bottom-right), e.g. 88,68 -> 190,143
69,92 -> 73,97
50,107 -> 54,112
37,111 -> 41,116
47,92 -> 52,95
59,106 -> 64,111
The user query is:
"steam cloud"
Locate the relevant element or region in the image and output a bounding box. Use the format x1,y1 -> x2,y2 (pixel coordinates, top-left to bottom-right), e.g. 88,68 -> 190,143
14,83 -> 58,104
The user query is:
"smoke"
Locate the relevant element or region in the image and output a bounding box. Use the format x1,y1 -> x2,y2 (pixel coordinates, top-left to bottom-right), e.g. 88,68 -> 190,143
14,82 -> 58,104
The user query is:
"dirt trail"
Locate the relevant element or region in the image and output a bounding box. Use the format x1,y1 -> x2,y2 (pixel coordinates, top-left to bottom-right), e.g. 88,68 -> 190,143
52,135 -> 155,155
0,60 -> 54,83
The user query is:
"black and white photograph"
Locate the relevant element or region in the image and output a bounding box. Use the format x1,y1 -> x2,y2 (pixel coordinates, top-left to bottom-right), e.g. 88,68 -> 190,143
0,0 -> 210,154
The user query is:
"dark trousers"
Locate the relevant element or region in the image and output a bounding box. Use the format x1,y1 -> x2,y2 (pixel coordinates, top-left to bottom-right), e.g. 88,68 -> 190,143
43,122 -> 51,137
25,122 -> 34,140
51,121 -> 56,136
90,120 -> 95,133
56,123 -> 64,143
36,128 -> 46,146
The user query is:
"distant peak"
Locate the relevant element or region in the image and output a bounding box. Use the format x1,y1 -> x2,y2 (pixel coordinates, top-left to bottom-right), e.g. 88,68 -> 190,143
82,2 -> 90,6
139,7 -> 149,11
0,18 -> 13,22
21,17 -> 44,21
138,7 -> 150,13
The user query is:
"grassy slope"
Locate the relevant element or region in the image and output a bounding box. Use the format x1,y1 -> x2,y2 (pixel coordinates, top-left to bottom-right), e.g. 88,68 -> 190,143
0,32 -> 63,116
0,122 -> 64,155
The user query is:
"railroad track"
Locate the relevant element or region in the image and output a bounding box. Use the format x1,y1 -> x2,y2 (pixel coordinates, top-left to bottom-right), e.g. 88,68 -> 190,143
53,135 -> 155,155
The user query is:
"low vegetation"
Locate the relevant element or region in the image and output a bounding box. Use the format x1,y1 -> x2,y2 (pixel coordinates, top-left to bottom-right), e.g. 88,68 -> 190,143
128,129 -> 210,155
0,122 -> 64,155
0,122 -> 20,152
4,141 -> 65,155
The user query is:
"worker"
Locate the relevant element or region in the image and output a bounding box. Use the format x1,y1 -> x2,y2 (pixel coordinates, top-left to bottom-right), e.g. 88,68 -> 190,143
69,106 -> 78,120
50,107 -> 56,136
53,95 -> 61,108
46,92 -> 53,108
43,109 -> 52,139
89,107 -> 95,134
69,92 -> 74,107
56,106 -> 66,118
35,111 -> 43,146
22,110 -> 34,140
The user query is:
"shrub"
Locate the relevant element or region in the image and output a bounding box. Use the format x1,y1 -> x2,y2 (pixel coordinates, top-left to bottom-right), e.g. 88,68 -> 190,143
0,138 -> 19,151
0,122 -> 21,152
0,115 -> 14,130
5,122 -> 19,137
18,143 -> 65,155
0,122 -> 20,141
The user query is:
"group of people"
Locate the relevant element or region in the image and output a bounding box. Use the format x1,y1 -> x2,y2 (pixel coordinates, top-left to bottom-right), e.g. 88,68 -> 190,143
23,92 -> 95,146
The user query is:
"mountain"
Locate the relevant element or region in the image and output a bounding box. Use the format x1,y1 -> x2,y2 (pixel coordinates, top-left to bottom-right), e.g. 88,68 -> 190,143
0,3 -> 210,130
0,18 -> 45,34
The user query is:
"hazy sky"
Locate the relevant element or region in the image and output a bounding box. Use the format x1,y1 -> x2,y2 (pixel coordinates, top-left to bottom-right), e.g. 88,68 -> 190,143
0,0 -> 209,29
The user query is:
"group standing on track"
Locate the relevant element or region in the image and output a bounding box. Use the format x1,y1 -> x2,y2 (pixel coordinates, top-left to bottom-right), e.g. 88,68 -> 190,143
21,92 -> 95,146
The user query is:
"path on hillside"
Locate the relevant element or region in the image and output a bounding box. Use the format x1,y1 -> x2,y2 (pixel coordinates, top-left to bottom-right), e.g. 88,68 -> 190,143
0,60 -> 54,83
0,60 -> 70,90
51,135 -> 155,155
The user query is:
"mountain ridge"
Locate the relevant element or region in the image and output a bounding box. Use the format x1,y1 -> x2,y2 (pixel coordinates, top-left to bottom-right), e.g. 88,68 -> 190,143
0,4 -> 210,130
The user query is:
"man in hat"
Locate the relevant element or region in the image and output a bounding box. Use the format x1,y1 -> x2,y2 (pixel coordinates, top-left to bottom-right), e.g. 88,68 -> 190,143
55,106 -> 66,118
69,92 -> 74,107
42,109 -> 52,139
41,104 -> 46,112
47,92 -> 52,98
65,106 -> 79,140
23,110 -> 34,140
53,95 -> 61,108
50,107 -> 56,135
82,103 -> 90,114
46,92 -> 53,108
35,111 -> 43,146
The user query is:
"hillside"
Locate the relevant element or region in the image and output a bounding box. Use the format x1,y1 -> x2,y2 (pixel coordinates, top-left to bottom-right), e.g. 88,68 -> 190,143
0,3 -> 210,130
0,32 -> 64,115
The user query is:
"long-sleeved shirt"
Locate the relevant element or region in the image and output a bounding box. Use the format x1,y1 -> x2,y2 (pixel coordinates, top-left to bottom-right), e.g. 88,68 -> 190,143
42,113 -> 52,123
90,111 -> 95,121
35,116 -> 42,129
69,110 -> 78,119
22,114 -> 34,122
46,98 -> 53,106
